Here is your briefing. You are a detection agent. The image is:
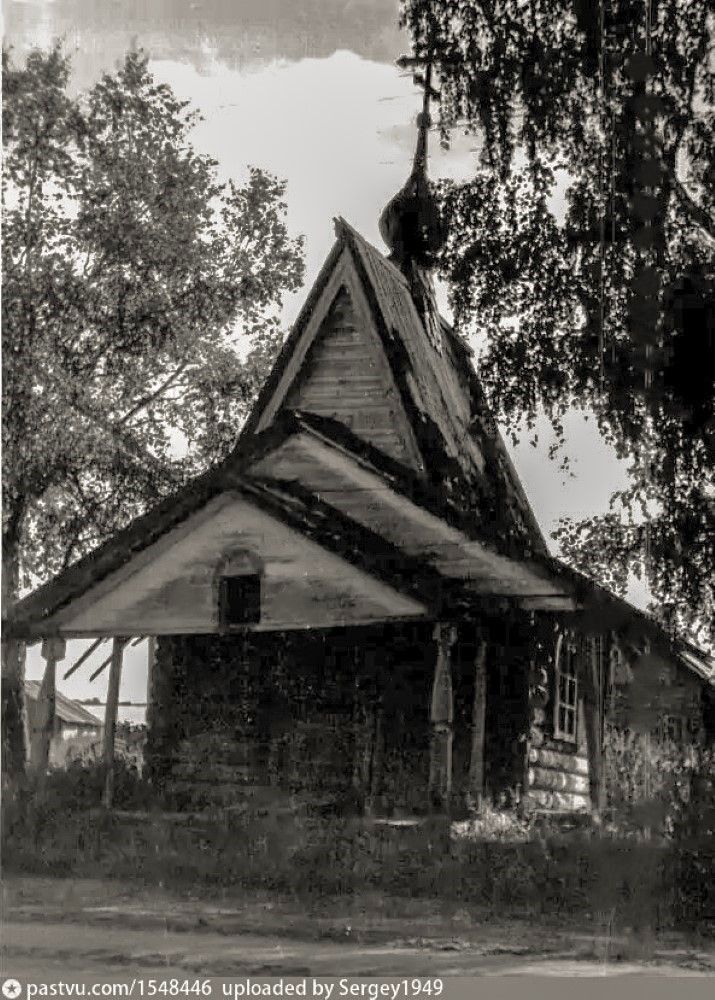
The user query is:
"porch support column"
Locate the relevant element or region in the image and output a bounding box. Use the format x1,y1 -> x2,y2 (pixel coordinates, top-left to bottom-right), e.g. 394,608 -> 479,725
31,637 -> 66,773
366,702 -> 385,816
103,637 -> 127,808
428,623 -> 456,813
467,639 -> 488,812
582,636 -> 606,817
145,636 -> 156,726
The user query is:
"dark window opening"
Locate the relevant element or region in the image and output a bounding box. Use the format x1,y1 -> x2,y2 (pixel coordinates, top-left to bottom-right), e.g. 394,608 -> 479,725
219,574 -> 261,628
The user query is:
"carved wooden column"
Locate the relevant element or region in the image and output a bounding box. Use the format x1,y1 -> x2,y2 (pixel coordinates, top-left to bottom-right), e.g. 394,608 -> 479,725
31,637 -> 66,773
428,623 -> 456,813
467,639 -> 488,811
103,637 -> 127,808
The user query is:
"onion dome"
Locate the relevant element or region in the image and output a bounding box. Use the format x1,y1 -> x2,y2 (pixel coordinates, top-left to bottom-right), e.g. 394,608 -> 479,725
378,109 -> 447,271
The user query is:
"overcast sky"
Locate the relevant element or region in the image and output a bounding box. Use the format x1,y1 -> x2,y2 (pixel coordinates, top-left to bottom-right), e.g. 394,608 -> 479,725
6,1 -> 645,709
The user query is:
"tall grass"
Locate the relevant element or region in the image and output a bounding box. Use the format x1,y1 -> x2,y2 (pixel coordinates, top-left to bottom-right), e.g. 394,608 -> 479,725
3,747 -> 712,936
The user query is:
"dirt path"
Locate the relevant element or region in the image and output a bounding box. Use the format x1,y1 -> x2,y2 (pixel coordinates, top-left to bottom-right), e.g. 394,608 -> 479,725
2,878 -> 713,978
2,920 -> 711,978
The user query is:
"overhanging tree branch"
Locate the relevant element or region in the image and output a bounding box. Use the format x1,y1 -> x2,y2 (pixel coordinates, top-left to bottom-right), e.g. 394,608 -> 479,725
116,360 -> 190,426
672,175 -> 715,244
69,396 -> 178,486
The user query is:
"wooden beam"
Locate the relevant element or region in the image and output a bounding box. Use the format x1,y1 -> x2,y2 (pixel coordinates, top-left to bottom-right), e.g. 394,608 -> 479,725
103,637 -> 127,808
519,596 -> 578,612
31,638 -> 66,773
146,636 -> 156,718
63,637 -> 105,680
90,635 -> 144,682
89,652 -> 112,683
581,636 -> 606,816
428,623 -> 455,813
467,640 -> 488,812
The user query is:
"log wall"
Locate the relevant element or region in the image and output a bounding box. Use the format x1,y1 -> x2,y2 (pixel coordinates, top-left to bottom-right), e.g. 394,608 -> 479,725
145,624 -> 437,814
523,618 -> 591,813
523,620 -> 713,815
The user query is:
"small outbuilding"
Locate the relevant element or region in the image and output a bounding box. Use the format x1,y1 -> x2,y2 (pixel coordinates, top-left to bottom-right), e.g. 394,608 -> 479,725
24,680 -> 101,767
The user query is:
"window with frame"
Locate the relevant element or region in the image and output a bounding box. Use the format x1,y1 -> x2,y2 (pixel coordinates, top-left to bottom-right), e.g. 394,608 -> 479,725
554,633 -> 578,742
661,714 -> 684,743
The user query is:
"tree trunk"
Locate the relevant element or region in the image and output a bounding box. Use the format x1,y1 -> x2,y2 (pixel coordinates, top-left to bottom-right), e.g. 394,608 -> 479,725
146,636 -> 156,726
1,513 -> 28,786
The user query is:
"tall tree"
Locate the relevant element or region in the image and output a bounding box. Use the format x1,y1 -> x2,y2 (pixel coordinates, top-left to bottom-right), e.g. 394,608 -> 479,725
1,46 -> 304,775
400,0 -> 714,644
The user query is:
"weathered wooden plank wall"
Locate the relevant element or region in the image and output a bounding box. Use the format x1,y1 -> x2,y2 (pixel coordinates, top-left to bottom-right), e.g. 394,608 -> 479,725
51,494 -> 426,637
284,287 -> 418,465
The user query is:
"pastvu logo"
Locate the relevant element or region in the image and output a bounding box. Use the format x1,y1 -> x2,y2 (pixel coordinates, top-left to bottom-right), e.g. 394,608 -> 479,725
2,980 -> 22,1000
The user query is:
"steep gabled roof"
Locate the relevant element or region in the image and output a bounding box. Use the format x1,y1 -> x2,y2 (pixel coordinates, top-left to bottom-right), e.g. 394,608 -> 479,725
241,218 -> 547,558
7,216 -> 711,685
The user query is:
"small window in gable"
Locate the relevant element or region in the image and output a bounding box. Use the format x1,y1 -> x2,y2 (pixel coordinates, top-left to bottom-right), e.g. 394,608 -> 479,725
219,574 -> 261,628
554,633 -> 578,742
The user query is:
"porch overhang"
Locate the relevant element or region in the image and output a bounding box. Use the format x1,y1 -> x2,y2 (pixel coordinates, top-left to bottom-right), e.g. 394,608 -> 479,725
246,416 -> 578,612
5,482 -> 431,643
6,411 -> 580,644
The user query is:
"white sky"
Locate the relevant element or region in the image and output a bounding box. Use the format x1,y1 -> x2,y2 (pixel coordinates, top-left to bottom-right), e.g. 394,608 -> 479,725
8,4 -> 647,708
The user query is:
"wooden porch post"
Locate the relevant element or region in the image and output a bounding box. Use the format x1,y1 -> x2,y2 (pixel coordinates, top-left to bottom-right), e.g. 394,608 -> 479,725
31,637 -> 66,773
146,636 -> 156,722
428,623 -> 455,813
582,636 -> 606,816
467,639 -> 488,812
366,702 -> 385,815
103,637 -> 127,808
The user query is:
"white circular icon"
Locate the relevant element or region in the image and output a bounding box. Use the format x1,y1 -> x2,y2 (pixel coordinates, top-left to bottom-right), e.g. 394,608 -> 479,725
2,980 -> 22,1000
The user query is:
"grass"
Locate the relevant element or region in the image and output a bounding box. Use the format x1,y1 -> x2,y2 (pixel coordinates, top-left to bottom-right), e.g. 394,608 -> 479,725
3,759 -> 713,940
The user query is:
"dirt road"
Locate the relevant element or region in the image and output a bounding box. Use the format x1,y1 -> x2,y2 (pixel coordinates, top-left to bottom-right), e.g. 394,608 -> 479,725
2,878 -> 713,978
2,920 -> 712,977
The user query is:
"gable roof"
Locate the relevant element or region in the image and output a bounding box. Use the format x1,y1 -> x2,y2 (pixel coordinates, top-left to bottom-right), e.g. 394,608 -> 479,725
6,217 -> 711,687
6,410 -> 567,640
25,680 -> 102,727
8,460 -> 230,638
241,218 -> 547,558
7,405 -> 713,686
282,281 -> 422,467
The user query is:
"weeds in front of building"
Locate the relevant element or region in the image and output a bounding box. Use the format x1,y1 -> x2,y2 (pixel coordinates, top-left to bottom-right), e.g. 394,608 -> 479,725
3,738 -> 713,940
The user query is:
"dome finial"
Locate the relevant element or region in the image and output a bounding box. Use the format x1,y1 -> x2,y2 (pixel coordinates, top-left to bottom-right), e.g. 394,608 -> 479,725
379,54 -> 446,270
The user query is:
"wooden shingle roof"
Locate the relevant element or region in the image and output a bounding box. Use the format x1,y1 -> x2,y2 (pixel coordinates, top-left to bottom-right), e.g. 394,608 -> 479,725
243,217 -> 547,558
6,411 -> 564,639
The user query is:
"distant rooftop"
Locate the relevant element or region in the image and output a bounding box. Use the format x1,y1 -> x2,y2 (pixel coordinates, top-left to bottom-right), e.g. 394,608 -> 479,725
25,681 -> 102,728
